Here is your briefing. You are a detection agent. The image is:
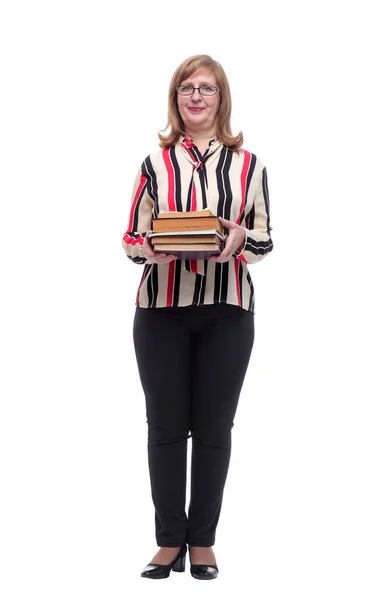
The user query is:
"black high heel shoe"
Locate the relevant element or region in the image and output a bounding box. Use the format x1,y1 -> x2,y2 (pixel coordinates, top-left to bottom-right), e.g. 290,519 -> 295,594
188,546 -> 219,580
141,544 -> 187,579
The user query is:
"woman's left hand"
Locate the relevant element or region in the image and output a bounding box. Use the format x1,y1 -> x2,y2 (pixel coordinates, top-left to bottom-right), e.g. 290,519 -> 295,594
209,217 -> 246,263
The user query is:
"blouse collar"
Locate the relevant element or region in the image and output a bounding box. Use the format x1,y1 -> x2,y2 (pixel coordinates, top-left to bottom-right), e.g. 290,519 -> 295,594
177,134 -> 223,166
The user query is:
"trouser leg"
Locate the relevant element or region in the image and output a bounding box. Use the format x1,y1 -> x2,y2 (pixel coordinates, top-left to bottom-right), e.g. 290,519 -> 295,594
187,304 -> 255,546
133,306 -> 192,547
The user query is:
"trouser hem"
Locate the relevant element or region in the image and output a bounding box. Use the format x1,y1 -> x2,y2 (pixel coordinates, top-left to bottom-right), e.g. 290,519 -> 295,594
156,542 -> 187,547
187,541 -> 215,547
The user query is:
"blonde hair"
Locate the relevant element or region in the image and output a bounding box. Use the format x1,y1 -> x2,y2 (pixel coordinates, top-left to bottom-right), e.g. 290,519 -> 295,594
158,54 -> 243,153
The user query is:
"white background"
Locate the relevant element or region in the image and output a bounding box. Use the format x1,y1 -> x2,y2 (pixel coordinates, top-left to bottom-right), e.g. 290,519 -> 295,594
1,0 -> 386,598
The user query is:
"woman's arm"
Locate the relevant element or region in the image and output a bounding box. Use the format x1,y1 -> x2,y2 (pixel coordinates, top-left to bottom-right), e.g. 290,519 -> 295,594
122,163 -> 154,264
233,165 -> 274,263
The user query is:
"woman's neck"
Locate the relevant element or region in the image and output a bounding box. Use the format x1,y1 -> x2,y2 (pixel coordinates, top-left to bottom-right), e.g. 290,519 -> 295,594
184,131 -> 216,156
184,129 -> 216,144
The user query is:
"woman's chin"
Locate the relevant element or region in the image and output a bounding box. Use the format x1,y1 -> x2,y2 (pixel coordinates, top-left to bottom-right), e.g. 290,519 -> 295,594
184,114 -> 214,129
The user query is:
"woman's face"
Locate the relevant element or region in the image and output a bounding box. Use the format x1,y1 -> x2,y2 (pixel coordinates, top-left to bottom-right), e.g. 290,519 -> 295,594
176,67 -> 220,134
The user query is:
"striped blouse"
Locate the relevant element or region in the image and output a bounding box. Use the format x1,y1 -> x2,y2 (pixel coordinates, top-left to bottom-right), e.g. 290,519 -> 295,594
122,134 -> 273,314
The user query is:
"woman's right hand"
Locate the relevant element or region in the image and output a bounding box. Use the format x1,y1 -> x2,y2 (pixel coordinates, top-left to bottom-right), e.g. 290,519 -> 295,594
143,230 -> 178,263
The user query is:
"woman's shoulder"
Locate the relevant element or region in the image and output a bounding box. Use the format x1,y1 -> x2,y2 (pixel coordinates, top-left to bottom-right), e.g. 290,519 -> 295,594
139,146 -> 164,172
235,145 -> 265,172
140,140 -> 187,172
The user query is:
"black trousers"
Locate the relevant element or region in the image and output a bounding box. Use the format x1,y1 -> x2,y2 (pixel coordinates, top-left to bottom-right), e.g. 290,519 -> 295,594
133,302 -> 255,547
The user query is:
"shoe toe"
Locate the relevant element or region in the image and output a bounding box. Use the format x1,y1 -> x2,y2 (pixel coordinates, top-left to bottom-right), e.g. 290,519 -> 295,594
141,563 -> 168,578
190,564 -> 218,579
141,545 -> 187,578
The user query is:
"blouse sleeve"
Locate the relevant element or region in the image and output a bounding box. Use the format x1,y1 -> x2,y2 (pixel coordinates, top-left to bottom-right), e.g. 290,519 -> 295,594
121,161 -> 154,265
233,165 -> 274,263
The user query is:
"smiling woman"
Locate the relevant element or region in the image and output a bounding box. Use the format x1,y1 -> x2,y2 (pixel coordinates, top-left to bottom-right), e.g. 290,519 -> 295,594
122,53 -> 273,581
175,70 -> 220,149
158,54 -> 243,152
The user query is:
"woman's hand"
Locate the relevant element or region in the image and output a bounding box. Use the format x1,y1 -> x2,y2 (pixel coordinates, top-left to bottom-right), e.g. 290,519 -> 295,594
143,231 -> 177,263
209,217 -> 246,263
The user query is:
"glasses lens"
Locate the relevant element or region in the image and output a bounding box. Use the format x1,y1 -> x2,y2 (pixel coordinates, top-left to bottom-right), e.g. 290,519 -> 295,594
200,86 -> 218,96
177,85 -> 194,95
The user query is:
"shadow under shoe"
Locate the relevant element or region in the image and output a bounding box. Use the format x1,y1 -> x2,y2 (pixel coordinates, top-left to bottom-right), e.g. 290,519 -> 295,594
141,544 -> 187,579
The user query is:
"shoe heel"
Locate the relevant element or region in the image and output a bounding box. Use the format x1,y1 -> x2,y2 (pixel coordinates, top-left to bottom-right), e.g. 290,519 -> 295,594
172,555 -> 186,572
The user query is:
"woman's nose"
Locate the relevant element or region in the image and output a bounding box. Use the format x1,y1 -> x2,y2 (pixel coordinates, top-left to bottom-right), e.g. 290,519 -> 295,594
191,88 -> 202,100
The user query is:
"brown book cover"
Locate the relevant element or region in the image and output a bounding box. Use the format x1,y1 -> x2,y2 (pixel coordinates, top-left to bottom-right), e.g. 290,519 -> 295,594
152,216 -> 223,235
153,244 -> 222,260
154,251 -> 220,260
154,243 -> 221,251
152,234 -> 222,244
157,209 -> 213,219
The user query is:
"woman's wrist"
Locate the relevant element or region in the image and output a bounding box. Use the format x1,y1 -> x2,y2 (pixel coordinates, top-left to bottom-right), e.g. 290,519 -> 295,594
235,229 -> 246,254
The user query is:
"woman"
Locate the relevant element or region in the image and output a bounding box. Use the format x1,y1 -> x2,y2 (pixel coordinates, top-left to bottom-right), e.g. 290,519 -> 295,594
122,54 -> 273,580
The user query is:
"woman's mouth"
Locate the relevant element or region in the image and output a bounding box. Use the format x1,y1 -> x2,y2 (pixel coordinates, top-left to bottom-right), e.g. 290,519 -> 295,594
188,107 -> 205,112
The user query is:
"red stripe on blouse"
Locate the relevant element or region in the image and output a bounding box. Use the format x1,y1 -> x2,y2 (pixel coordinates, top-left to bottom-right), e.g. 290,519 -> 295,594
123,234 -> 144,246
166,261 -> 175,306
190,260 -> 198,273
237,150 -> 251,225
163,148 -> 177,211
189,184 -> 198,272
127,172 -> 148,231
192,180 -> 197,211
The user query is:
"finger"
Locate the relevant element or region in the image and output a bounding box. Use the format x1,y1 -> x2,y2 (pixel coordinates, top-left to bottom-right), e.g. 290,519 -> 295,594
218,217 -> 234,228
144,235 -> 157,257
158,254 -> 177,263
214,246 -> 231,260
213,251 -> 232,262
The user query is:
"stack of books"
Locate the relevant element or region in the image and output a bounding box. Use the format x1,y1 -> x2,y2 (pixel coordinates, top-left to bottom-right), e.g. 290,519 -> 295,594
149,209 -> 226,260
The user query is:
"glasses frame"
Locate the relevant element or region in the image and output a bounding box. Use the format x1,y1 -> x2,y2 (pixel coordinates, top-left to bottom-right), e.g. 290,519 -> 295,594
176,85 -> 220,96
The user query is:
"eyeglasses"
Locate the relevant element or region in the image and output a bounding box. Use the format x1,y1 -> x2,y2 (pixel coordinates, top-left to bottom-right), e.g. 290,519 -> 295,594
176,85 -> 219,96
